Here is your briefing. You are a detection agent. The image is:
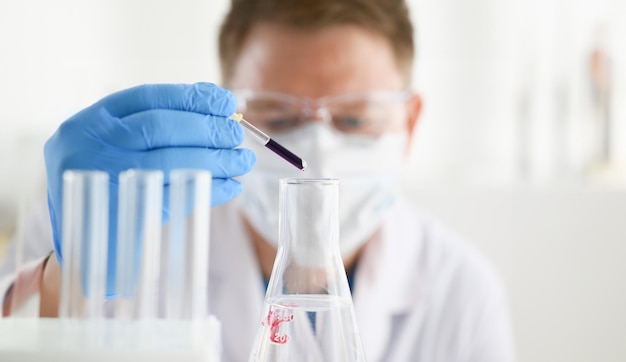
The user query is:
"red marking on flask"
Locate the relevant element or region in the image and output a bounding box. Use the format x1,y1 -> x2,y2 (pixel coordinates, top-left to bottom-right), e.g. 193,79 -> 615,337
262,310 -> 294,344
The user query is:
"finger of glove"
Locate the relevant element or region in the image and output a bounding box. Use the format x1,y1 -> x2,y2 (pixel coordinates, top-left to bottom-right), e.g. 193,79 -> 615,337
138,147 -> 256,179
210,178 -> 243,206
101,109 -> 244,150
96,83 -> 236,118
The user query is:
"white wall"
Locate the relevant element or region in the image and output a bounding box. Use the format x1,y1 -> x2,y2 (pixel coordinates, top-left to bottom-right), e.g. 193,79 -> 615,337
409,0 -> 626,185
0,0 -> 625,361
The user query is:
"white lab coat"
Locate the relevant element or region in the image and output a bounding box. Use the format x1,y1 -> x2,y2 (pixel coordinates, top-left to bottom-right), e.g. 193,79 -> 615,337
0,199 -> 515,362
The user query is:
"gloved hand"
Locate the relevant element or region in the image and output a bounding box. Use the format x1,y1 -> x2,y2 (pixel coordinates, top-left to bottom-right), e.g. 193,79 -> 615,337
44,83 -> 255,296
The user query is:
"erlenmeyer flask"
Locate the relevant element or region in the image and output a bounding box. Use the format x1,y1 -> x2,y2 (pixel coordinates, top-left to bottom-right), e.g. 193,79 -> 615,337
249,178 -> 366,362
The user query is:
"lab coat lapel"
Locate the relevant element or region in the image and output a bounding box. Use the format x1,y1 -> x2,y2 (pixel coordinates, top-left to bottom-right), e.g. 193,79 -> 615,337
210,202 -> 265,362
353,204 -> 420,361
353,224 -> 393,361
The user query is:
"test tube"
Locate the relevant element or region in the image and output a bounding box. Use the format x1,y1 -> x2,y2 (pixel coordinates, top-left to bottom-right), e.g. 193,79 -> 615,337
59,170 -> 109,319
115,170 -> 163,319
164,170 -> 211,320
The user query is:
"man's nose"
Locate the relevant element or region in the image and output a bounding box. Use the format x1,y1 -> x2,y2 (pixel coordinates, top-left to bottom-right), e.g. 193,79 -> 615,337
302,107 -> 331,125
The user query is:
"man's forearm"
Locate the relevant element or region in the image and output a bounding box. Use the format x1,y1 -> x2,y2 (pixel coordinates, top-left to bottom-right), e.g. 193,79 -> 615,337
2,284 -> 13,317
40,253 -> 60,317
1,253 -> 59,317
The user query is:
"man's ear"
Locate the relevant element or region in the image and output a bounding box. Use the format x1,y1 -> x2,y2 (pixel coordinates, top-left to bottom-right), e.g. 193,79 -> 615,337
405,92 -> 422,153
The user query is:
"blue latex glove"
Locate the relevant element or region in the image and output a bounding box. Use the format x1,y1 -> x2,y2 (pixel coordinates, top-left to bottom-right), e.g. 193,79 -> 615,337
44,83 -> 255,296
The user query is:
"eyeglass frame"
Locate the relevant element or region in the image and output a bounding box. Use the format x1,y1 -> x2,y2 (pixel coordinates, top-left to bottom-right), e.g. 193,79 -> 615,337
232,89 -> 415,136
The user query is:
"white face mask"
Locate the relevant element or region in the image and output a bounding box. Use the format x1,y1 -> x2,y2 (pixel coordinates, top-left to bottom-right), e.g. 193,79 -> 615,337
239,123 -> 407,258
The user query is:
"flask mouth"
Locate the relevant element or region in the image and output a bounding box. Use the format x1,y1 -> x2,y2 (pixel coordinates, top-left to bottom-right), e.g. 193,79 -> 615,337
279,178 -> 339,186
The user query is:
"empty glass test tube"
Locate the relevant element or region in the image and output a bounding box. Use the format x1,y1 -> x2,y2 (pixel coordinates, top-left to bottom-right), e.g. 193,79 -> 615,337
115,170 -> 164,320
59,170 -> 109,319
164,170 -> 211,320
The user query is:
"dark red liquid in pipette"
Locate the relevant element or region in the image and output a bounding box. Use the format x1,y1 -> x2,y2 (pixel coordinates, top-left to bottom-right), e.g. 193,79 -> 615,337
265,139 -> 306,171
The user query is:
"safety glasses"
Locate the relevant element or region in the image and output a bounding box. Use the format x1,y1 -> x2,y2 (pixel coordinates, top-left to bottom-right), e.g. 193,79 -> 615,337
233,89 -> 412,137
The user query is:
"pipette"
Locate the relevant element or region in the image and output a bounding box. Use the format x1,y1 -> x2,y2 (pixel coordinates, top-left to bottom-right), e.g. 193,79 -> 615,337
229,113 -> 307,171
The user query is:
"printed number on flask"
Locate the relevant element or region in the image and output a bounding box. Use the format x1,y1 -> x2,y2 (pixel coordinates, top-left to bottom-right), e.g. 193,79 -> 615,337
263,310 -> 294,344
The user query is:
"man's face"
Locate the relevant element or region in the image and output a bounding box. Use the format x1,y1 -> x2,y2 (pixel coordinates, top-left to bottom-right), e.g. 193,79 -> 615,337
227,23 -> 420,139
229,24 -> 421,261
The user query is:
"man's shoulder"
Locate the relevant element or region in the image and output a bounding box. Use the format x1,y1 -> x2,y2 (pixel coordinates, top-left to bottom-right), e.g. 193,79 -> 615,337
387,199 -> 504,298
387,199 -> 480,264
370,201 -> 515,361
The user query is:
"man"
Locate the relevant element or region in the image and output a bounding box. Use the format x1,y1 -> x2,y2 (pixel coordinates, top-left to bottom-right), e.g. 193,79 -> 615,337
1,0 -> 515,361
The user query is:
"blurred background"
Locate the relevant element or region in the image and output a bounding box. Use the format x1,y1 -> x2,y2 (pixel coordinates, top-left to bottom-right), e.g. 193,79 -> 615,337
0,0 -> 624,360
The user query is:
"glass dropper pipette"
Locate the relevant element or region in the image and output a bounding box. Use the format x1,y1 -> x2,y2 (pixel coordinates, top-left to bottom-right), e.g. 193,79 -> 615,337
229,113 -> 307,171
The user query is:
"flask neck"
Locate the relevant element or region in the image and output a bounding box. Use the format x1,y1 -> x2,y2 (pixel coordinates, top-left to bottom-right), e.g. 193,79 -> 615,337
278,180 -> 341,267
268,179 -> 349,297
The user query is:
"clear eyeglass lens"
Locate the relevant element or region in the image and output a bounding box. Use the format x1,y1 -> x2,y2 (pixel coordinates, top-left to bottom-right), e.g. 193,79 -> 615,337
241,98 -> 304,133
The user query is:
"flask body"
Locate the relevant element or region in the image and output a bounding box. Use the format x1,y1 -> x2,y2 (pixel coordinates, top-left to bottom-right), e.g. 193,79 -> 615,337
249,178 -> 366,362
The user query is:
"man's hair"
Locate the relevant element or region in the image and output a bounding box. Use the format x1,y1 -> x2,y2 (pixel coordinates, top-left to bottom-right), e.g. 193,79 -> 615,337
218,0 -> 415,83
